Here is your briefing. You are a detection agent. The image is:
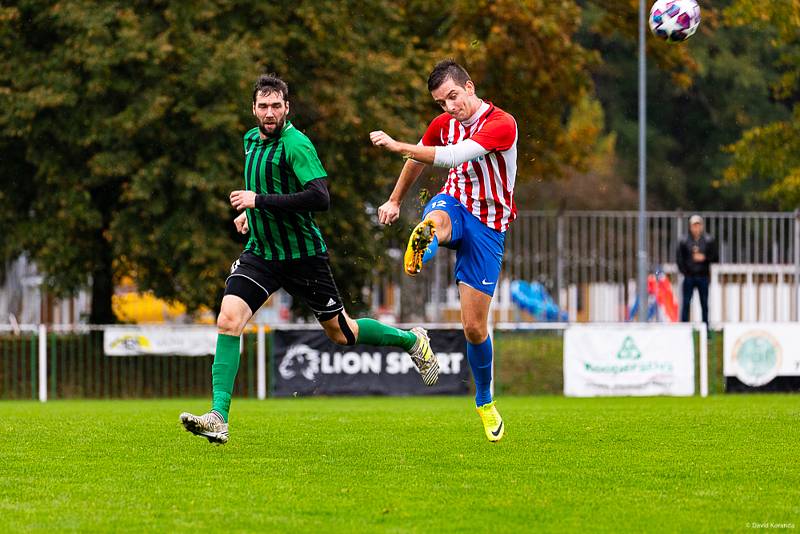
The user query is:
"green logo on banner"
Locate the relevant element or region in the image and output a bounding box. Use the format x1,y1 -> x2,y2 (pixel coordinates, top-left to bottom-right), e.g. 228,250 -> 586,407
617,336 -> 641,360
733,332 -> 781,387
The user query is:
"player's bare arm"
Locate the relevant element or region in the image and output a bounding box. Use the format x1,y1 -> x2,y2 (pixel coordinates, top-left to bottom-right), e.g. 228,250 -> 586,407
377,159 -> 427,225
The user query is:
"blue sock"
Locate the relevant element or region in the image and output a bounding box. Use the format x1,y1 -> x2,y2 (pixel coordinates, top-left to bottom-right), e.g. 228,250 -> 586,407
467,335 -> 493,407
422,235 -> 439,264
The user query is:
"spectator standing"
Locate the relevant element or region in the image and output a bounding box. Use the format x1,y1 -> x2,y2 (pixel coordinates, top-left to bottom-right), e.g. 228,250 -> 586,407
677,214 -> 718,324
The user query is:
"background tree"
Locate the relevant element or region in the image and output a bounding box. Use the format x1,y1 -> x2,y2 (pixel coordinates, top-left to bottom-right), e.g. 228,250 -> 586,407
0,1 -> 256,322
5,0 -> 789,322
1,0 -> 603,321
721,0 -> 800,209
572,0 -> 794,211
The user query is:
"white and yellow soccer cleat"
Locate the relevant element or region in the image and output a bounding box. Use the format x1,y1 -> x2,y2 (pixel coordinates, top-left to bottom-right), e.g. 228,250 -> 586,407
180,411 -> 229,445
476,401 -> 504,442
408,326 -> 439,386
404,219 -> 436,276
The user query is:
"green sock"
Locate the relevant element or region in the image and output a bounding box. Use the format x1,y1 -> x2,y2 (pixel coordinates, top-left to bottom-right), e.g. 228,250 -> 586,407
355,318 -> 417,351
211,333 -> 241,422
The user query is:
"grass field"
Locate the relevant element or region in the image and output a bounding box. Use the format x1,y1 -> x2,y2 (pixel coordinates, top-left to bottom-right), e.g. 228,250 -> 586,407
3,395 -> 799,532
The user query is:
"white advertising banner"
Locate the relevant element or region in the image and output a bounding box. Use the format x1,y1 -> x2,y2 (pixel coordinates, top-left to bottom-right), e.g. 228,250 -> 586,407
564,324 -> 695,397
723,323 -> 800,387
103,326 -> 219,356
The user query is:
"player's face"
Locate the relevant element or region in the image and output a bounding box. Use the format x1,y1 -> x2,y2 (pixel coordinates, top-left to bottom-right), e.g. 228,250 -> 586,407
431,78 -> 477,122
690,222 -> 703,239
253,91 -> 289,138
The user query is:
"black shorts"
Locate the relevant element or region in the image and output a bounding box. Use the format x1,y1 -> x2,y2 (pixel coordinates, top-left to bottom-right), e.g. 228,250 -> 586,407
224,251 -> 344,321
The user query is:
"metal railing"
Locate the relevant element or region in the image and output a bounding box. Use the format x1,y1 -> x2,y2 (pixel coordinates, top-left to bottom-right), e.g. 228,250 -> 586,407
417,210 -> 800,322
3,211 -> 799,324
506,210 -> 799,298
0,325 -> 261,400
0,322 -> 721,400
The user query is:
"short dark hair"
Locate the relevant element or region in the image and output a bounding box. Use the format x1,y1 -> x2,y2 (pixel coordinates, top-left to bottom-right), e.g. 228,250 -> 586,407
252,74 -> 289,103
427,59 -> 471,92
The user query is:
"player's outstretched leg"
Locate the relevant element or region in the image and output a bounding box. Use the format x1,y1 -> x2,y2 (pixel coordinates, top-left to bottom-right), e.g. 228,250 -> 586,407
352,318 -> 439,386
408,326 -> 440,386
404,219 -> 437,276
179,410 -> 229,445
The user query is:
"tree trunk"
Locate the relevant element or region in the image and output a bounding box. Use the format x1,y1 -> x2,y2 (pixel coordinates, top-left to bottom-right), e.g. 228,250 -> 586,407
89,232 -> 115,325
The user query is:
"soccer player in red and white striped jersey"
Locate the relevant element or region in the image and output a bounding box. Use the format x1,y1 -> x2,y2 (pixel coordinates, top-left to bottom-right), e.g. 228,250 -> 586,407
371,59 -> 517,442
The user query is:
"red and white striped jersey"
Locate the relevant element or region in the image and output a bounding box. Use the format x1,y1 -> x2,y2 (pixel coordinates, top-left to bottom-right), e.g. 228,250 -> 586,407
421,101 -> 518,232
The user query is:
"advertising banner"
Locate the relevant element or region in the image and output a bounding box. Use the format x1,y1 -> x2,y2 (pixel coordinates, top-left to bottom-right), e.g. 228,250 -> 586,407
723,323 -> 800,389
104,326 -> 219,356
272,329 -> 470,396
564,324 -> 695,397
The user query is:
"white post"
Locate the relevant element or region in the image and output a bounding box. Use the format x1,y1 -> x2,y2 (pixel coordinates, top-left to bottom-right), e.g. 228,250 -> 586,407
699,324 -> 708,398
794,209 -> 800,320
38,324 -> 47,402
257,325 -> 267,400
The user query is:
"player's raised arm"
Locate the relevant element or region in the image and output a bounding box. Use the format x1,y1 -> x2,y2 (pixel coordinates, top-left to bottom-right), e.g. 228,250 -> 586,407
370,130 -> 436,164
371,130 -> 492,170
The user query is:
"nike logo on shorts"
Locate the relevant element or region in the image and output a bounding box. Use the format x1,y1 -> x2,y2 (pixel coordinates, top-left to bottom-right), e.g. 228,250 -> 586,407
481,279 -> 495,286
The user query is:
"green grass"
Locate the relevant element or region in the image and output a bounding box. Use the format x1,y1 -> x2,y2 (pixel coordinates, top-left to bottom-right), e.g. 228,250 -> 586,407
3,396 -> 799,532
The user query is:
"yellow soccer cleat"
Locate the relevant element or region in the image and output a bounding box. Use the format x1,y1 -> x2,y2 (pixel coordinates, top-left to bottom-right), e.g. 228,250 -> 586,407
408,327 -> 439,386
404,219 -> 436,276
476,401 -> 504,442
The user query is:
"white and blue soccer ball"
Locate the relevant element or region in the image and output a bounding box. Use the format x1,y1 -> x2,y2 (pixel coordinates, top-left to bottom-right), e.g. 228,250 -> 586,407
649,0 -> 701,43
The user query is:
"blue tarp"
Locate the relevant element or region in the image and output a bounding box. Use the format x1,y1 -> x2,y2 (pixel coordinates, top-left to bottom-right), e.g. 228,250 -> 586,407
509,280 -> 568,322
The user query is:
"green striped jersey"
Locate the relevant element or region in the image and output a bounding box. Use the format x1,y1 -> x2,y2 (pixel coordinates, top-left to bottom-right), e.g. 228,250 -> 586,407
242,121 -> 328,260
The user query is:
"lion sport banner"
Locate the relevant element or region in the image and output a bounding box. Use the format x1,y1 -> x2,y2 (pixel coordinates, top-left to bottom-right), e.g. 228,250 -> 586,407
104,325 -> 218,356
564,323 -> 695,397
272,328 -> 470,396
723,323 -> 800,392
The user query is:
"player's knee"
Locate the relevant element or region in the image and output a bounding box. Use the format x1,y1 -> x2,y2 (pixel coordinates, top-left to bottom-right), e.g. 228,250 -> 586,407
323,327 -> 351,346
322,313 -> 356,346
325,329 -> 348,346
427,212 -> 450,235
463,322 -> 488,344
217,311 -> 244,336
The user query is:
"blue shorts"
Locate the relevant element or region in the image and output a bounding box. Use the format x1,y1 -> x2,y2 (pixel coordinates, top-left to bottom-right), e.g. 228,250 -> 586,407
423,193 -> 505,297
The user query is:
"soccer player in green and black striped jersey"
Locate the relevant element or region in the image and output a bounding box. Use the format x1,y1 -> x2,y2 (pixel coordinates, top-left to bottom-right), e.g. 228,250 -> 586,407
179,74 -> 440,445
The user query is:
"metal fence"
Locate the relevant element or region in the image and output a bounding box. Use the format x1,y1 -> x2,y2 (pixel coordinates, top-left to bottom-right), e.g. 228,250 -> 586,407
415,210 -> 800,323
3,211 -> 799,324
505,210 -> 799,289
0,323 -> 723,400
0,325 -> 261,400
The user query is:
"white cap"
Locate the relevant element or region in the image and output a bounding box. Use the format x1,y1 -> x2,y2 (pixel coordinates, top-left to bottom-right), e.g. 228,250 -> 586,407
689,214 -> 703,225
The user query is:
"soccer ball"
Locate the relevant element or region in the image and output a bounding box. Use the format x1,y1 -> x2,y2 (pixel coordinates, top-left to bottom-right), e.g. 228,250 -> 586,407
649,0 -> 701,43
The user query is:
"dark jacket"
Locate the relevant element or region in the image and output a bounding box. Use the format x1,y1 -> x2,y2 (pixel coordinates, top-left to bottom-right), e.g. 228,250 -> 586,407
677,234 -> 718,277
